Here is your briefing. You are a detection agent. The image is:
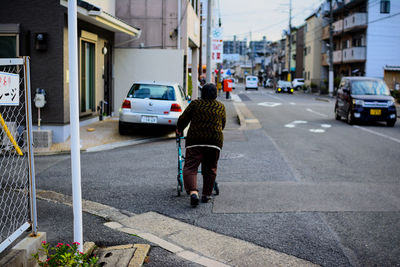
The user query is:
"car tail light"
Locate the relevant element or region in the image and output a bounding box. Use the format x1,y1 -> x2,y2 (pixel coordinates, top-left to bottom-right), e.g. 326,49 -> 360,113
170,103 -> 182,112
122,99 -> 131,109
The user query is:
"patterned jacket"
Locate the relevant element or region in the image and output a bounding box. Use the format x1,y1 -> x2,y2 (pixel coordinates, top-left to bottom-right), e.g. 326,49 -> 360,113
177,99 -> 226,149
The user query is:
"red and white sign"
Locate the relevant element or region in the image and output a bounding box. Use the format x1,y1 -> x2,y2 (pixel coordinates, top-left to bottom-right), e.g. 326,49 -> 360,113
0,71 -> 19,106
212,39 -> 223,63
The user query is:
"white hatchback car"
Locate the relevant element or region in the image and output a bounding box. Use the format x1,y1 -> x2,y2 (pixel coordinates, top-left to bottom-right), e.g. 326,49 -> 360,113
245,76 -> 258,90
119,81 -> 190,134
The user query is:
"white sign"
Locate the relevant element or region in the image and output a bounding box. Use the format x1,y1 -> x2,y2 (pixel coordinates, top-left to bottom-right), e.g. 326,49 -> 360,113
0,71 -> 19,106
212,39 -> 223,63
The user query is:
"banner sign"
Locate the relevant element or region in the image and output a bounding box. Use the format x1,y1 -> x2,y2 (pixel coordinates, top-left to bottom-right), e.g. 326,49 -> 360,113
212,28 -> 223,64
0,71 -> 19,106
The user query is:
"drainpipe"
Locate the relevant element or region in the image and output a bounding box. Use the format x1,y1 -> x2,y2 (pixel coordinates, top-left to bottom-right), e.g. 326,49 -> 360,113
177,0 -> 181,49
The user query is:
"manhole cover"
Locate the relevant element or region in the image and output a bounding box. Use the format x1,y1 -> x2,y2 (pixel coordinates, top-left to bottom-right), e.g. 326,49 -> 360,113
220,152 -> 244,160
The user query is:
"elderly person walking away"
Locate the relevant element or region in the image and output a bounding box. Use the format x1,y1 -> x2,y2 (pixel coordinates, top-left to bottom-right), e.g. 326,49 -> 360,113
176,83 -> 226,207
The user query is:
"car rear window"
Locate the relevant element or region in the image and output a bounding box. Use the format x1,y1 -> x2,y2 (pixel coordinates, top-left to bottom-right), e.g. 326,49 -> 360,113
127,84 -> 176,100
351,80 -> 390,96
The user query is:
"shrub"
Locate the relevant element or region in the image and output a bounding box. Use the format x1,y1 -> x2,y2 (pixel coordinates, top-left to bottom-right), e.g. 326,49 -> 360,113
32,241 -> 99,267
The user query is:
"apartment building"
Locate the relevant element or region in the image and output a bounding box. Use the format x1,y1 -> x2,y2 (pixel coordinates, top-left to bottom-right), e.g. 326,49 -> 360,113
285,29 -> 297,80
304,13 -> 323,87
295,26 -> 305,79
321,0 -> 400,89
223,39 -> 247,56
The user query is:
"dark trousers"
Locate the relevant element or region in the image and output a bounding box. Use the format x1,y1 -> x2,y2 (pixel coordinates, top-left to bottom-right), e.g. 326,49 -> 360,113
183,146 -> 220,196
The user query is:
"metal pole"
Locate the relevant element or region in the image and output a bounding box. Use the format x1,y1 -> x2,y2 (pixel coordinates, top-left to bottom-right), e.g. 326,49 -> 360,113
206,0 -> 213,83
328,0 -> 334,95
288,0 -> 292,82
68,0 -> 83,252
23,56 -> 38,235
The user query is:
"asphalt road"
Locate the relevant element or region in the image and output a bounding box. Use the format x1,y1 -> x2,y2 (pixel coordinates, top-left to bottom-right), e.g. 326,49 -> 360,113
35,84 -> 400,267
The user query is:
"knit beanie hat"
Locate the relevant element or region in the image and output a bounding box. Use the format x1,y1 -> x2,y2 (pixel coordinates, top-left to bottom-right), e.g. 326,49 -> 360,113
201,83 -> 217,100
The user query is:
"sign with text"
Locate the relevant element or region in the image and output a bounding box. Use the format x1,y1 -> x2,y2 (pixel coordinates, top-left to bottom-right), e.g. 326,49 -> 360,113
212,39 -> 223,63
0,71 -> 19,106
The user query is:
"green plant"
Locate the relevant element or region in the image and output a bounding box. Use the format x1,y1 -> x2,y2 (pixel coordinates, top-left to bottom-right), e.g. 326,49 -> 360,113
391,90 -> 400,103
310,82 -> 318,89
334,77 -> 341,89
32,241 -> 99,267
188,74 -> 193,97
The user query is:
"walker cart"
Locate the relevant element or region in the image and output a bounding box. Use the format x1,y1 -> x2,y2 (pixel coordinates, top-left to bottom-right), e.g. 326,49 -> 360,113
176,135 -> 219,196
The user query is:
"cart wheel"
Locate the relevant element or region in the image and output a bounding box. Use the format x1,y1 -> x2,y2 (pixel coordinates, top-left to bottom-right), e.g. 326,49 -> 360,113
177,184 -> 182,196
214,182 -> 219,195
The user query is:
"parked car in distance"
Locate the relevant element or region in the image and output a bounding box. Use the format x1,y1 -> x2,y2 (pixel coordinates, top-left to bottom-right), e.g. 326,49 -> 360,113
264,78 -> 272,88
245,76 -> 258,90
335,77 -> 397,126
292,78 -> 304,90
276,80 -> 294,94
119,81 -> 190,134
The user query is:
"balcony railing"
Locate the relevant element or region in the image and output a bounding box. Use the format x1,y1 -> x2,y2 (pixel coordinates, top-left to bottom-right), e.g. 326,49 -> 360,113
344,13 -> 367,31
333,50 -> 342,64
333,19 -> 343,35
321,53 -> 329,66
322,26 -> 329,40
342,47 -> 366,62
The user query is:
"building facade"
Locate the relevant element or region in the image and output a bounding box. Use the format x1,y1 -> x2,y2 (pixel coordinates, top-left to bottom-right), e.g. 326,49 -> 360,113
0,0 -> 140,143
304,13 -> 323,88
115,0 -> 200,95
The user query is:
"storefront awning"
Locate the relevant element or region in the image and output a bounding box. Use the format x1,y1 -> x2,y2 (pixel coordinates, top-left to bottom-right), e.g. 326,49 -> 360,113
60,0 -> 141,37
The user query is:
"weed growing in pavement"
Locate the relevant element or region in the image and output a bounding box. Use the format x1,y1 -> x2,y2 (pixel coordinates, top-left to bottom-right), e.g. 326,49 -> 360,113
32,241 -> 99,266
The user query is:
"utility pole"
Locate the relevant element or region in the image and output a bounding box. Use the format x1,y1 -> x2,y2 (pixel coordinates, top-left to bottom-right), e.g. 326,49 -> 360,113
328,0 -> 334,95
199,2 -> 203,80
288,0 -> 292,82
250,32 -> 254,75
206,0 -> 213,83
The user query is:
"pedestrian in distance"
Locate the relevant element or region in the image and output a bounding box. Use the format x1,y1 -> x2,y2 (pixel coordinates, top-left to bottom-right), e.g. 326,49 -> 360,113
176,83 -> 226,207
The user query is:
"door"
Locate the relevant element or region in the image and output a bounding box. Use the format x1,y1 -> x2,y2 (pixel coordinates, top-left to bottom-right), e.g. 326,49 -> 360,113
103,42 -> 112,116
81,41 -> 95,114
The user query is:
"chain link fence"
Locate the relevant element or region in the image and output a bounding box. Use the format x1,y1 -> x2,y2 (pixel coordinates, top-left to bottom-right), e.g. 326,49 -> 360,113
0,58 -> 36,253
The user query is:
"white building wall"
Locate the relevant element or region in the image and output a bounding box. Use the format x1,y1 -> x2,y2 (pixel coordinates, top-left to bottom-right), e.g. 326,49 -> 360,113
366,0 -> 400,78
114,49 -> 184,113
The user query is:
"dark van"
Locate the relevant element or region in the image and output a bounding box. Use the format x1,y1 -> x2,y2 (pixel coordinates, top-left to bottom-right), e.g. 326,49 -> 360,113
335,77 -> 397,127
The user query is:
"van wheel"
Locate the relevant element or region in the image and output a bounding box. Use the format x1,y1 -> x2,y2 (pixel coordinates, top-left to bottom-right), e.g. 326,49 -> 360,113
387,120 -> 396,127
347,111 -> 354,125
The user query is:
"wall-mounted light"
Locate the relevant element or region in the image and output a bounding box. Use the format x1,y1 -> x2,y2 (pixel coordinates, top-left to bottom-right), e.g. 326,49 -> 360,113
35,33 -> 48,51
102,46 -> 108,55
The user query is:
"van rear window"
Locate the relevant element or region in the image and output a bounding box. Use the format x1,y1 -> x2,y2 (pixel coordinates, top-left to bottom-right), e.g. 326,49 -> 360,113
128,84 -> 176,100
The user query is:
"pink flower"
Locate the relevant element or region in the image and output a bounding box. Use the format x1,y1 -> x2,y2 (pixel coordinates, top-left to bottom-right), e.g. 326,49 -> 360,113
66,244 -> 70,247
80,252 -> 84,255
41,241 -> 47,244
73,242 -> 80,245
56,243 -> 64,248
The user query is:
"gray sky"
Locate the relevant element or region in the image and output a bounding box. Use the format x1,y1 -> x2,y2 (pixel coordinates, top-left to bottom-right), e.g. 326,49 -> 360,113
220,0 -> 323,42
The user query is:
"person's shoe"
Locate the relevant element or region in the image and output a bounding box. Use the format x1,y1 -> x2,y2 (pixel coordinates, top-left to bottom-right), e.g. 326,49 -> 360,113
190,193 -> 199,207
201,195 -> 212,203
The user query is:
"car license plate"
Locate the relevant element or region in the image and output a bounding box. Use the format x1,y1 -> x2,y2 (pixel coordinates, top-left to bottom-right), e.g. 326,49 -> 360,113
141,116 -> 157,123
370,109 -> 381,115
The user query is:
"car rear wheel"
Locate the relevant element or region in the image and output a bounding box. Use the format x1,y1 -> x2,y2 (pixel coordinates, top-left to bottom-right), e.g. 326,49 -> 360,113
387,120 -> 396,127
347,111 -> 354,125
119,121 -> 129,135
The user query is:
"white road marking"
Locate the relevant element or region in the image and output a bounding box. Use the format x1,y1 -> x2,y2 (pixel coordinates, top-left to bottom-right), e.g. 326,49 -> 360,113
293,120 -> 307,124
230,93 -> 242,103
321,124 -> 332,128
309,129 -> 325,133
353,125 -> 400,144
285,124 -> 296,128
306,108 -> 328,117
290,102 -> 296,105
258,102 -> 282,107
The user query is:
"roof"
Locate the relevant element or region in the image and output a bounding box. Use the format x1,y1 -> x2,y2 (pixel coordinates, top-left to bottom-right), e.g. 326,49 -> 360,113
133,81 -> 180,87
60,0 -> 141,37
384,65 -> 400,71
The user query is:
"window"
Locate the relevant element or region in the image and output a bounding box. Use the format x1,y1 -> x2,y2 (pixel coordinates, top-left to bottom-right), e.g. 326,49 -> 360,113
0,35 -> 18,58
380,0 -> 390,14
128,84 -> 176,100
80,41 -> 95,113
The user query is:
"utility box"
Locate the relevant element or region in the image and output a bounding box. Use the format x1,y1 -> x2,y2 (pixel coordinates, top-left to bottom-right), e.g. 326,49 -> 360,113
33,130 -> 52,148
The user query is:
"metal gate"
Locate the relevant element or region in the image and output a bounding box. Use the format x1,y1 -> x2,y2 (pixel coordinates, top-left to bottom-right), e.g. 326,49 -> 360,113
0,57 -> 37,253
